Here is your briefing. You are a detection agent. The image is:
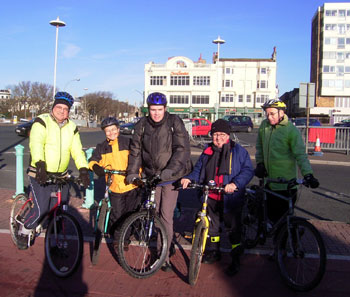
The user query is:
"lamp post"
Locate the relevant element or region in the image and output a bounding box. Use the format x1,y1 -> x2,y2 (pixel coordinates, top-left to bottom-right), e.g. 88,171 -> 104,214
212,36 -> 225,120
50,16 -> 66,100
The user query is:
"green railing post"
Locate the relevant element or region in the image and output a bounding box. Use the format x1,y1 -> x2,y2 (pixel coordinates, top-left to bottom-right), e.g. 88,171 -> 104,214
14,144 -> 25,197
81,147 -> 94,209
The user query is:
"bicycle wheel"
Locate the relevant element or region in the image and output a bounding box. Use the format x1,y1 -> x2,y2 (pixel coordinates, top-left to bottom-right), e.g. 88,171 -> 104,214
45,212 -> 84,278
275,218 -> 326,291
188,219 -> 207,286
9,194 -> 32,247
241,194 -> 261,249
92,200 -> 107,265
117,210 -> 168,278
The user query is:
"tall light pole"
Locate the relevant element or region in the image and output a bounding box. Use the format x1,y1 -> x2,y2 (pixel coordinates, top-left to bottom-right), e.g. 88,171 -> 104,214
50,16 -> 66,100
212,36 -> 225,120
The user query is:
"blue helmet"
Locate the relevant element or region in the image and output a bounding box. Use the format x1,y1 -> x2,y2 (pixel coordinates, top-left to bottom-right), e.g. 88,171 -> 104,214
146,92 -> 167,106
54,91 -> 74,107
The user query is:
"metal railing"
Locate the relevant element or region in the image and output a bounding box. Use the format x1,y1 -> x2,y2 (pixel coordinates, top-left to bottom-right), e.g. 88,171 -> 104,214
298,126 -> 350,155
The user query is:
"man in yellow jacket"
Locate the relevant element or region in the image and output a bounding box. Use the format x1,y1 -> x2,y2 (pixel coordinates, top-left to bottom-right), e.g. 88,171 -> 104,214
16,91 -> 90,250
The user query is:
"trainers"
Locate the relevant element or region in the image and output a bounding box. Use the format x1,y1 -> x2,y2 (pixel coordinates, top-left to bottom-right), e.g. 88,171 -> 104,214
161,261 -> 173,272
202,250 -> 221,264
16,235 -> 29,250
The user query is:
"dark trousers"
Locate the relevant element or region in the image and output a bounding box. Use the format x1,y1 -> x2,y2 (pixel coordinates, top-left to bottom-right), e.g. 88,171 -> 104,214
25,176 -> 69,229
207,198 -> 243,249
109,188 -> 141,228
266,188 -> 297,223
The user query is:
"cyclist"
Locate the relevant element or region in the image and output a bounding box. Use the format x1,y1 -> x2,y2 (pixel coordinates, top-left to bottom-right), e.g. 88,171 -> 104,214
255,99 -> 319,225
88,117 -> 140,242
126,92 -> 192,272
181,119 -> 254,276
17,91 -> 90,250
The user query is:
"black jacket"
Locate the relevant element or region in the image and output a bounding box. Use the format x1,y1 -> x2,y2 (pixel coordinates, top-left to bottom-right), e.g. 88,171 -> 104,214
127,112 -> 192,182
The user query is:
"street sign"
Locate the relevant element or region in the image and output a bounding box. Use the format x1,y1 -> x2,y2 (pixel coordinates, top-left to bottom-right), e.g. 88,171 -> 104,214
299,83 -> 315,108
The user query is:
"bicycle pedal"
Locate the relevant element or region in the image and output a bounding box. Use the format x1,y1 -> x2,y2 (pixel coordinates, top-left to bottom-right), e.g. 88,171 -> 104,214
184,232 -> 193,239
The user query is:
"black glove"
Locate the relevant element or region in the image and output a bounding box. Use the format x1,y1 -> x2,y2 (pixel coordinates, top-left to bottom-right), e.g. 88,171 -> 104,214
304,174 -> 319,189
255,163 -> 267,178
160,169 -> 174,181
92,164 -> 105,177
79,167 -> 91,188
126,174 -> 139,184
35,161 -> 47,185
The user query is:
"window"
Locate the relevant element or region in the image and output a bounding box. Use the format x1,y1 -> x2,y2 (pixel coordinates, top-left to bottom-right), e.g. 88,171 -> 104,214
226,68 -> 230,74
337,52 -> 345,61
338,38 -> 345,48
323,65 -> 335,73
169,95 -> 189,104
238,95 -> 243,103
256,95 -> 269,103
339,24 -> 346,34
335,80 -> 344,90
347,38 -> 350,45
221,94 -> 234,103
345,80 -> 350,88
325,37 -> 337,45
323,51 -> 336,59
337,66 -> 344,75
345,66 -> 350,73
325,10 -> 337,16
192,95 -> 209,104
347,10 -> 350,16
325,24 -> 336,30
257,80 -> 268,89
225,80 -> 233,87
150,76 -> 167,86
193,76 -> 210,86
339,10 -> 346,17
260,68 -> 267,74
170,76 -> 189,86
246,95 -> 251,103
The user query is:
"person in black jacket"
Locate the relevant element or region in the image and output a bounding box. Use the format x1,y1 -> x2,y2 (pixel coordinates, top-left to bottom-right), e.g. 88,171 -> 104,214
126,92 -> 192,272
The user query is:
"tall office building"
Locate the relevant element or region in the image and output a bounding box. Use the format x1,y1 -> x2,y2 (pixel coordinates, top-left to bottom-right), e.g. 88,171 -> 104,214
311,2 -> 350,123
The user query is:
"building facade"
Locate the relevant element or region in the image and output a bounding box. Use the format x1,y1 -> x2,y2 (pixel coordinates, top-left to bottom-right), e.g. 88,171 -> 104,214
0,89 -> 11,100
310,2 -> 350,123
143,49 -> 277,124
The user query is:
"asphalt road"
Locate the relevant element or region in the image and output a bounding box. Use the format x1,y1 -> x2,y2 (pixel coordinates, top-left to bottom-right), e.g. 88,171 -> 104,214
1,124 -> 349,223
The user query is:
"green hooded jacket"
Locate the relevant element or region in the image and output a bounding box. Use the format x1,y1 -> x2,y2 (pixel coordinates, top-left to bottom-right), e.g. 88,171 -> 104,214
255,115 -> 313,190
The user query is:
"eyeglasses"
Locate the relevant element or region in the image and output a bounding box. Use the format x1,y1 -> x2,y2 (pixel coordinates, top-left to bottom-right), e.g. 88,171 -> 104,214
265,111 -> 279,117
213,133 -> 228,138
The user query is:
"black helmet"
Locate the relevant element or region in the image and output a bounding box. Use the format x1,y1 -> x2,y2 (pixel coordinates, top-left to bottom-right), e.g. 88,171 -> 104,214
101,117 -> 119,130
146,92 -> 167,106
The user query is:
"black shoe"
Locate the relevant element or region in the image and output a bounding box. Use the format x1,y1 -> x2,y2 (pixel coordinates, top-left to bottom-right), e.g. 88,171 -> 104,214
225,262 -> 240,276
16,235 -> 29,250
202,250 -> 221,264
161,261 -> 173,272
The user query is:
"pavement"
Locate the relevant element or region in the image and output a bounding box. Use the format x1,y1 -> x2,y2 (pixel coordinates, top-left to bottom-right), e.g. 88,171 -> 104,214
0,146 -> 350,296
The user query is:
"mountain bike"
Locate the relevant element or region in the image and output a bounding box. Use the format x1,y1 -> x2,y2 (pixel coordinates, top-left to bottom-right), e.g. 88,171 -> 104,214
92,169 -> 126,265
181,181 -> 225,286
117,175 -> 168,279
242,177 -> 326,291
9,174 -> 84,278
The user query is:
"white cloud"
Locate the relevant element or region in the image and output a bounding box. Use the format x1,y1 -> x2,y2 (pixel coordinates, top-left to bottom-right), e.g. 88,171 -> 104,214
63,44 -> 81,58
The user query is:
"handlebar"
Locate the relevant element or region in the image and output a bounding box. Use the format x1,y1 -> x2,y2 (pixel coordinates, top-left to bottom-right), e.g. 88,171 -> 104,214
262,177 -> 305,190
132,175 -> 162,188
104,169 -> 127,176
46,174 -> 77,185
179,182 -> 226,192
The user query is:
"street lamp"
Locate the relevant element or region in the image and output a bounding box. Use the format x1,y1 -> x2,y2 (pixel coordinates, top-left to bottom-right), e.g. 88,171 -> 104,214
212,36 -> 225,120
50,16 -> 66,100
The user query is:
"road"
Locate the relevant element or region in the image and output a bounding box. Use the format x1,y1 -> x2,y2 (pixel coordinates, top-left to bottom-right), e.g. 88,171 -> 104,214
1,124 -> 350,223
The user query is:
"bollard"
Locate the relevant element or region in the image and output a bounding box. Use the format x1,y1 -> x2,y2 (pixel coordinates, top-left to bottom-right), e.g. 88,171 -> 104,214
81,147 -> 95,209
14,144 -> 25,197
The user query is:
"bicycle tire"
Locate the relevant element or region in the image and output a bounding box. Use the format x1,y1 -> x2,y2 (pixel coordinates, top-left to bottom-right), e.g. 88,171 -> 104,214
117,210 -> 168,278
92,200 -> 107,265
9,194 -> 32,247
188,219 -> 207,286
45,212 -> 84,278
241,194 -> 261,249
275,218 -> 326,292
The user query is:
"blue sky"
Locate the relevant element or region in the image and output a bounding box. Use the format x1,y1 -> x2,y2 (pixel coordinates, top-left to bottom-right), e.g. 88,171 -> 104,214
1,0 -> 348,105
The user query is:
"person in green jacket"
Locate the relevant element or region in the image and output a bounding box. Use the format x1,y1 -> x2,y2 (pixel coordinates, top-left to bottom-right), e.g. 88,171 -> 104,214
255,99 -> 319,223
16,91 -> 90,250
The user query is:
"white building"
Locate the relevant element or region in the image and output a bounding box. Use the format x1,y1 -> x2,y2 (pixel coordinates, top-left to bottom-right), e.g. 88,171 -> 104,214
311,2 -> 350,123
0,89 -> 11,100
143,48 -> 278,123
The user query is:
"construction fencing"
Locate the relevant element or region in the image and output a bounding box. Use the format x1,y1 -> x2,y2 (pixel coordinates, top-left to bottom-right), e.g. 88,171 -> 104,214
298,126 -> 350,155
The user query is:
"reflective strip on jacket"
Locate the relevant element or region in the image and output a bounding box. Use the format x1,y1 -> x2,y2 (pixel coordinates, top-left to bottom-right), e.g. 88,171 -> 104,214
88,137 -> 138,194
255,115 -> 313,190
29,113 -> 88,173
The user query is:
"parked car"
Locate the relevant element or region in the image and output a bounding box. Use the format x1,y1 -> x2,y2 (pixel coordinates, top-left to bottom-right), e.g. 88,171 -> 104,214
15,119 -> 34,137
334,121 -> 350,127
119,122 -> 135,135
186,118 -> 212,137
222,115 -> 253,132
291,118 -> 321,127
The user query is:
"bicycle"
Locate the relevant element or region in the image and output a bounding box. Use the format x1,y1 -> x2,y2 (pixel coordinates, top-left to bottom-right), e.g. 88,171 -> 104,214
92,168 -> 126,265
242,177 -> 327,291
180,181 -> 225,286
116,175 -> 168,278
9,174 -> 84,278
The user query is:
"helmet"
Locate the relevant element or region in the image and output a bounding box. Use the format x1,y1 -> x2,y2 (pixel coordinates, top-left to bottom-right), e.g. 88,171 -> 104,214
146,92 -> 167,106
101,117 -> 119,130
262,99 -> 286,110
54,91 -> 74,107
